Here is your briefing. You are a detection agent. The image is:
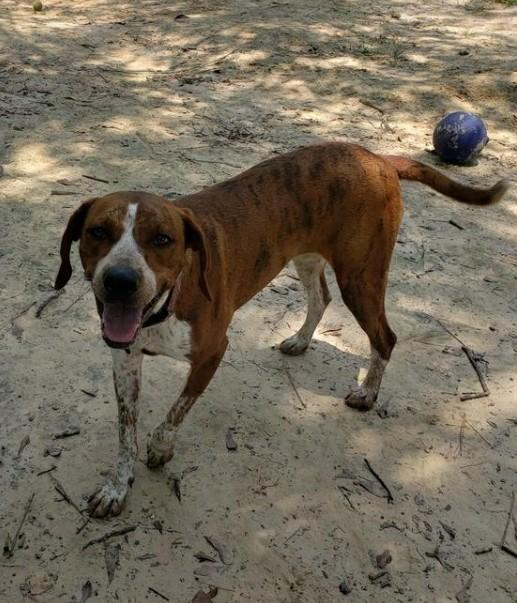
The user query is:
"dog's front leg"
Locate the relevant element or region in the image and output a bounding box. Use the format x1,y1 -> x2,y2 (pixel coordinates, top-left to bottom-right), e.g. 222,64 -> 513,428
88,348 -> 143,517
146,336 -> 228,468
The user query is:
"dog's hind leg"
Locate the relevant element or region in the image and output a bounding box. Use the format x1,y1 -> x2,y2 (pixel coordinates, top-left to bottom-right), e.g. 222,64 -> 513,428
333,231 -> 398,411
279,253 -> 331,356
337,271 -> 397,411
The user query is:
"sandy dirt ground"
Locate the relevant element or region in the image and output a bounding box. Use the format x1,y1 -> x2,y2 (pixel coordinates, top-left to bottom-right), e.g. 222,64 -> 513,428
1,1 -> 516,601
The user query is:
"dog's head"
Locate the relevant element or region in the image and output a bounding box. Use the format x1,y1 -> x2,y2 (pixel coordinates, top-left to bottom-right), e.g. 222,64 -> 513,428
55,192 -> 211,347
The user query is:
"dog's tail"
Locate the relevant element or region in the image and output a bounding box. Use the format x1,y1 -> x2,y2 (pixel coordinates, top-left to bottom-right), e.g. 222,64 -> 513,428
382,155 -> 509,206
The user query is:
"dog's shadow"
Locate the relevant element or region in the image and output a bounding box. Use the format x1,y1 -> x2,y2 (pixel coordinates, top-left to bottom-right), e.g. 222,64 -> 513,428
225,335 -> 365,403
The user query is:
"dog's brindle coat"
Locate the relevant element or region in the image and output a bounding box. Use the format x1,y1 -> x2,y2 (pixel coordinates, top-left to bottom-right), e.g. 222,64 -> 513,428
55,142 -> 508,517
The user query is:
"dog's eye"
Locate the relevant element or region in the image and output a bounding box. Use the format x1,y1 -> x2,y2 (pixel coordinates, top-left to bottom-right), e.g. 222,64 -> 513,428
88,226 -> 109,241
151,233 -> 173,247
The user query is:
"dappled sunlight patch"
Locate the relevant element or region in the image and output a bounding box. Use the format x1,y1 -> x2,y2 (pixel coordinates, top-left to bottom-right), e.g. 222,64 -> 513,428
233,49 -> 269,67
395,450 -> 451,488
347,426 -> 384,457
501,201 -> 517,220
406,52 -> 432,64
295,55 -> 367,71
8,141 -> 58,177
88,48 -> 170,74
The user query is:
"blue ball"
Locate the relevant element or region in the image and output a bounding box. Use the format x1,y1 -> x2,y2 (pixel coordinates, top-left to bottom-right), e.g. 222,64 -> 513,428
433,111 -> 488,164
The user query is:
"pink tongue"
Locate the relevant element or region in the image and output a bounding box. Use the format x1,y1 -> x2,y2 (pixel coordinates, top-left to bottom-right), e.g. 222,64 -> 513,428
102,305 -> 142,343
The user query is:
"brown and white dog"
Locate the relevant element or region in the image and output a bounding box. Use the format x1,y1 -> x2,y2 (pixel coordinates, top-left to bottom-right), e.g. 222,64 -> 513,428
55,142 -> 508,517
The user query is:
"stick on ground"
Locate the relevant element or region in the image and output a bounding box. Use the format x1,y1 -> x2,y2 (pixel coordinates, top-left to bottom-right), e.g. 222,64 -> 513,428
460,345 -> 490,401
148,586 -> 170,601
3,493 -> 35,558
82,525 -> 136,550
35,290 -> 64,318
500,491 -> 515,550
364,459 -> 394,503
50,475 -> 83,519
283,367 -> 306,409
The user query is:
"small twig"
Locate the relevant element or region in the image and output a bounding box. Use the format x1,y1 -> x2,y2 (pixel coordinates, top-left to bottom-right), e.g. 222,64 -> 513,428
204,535 -> 232,564
9,301 -> 37,325
359,98 -> 385,114
3,493 -> 35,558
460,391 -> 489,402
284,525 -> 309,543
82,173 -> 110,184
501,544 -> 517,558
425,544 -> 454,571
380,521 -> 403,532
419,241 -> 426,274
172,476 -> 182,502
460,346 -> 489,400
455,415 -> 466,458
179,153 -> 241,169
51,475 -> 83,519
500,491 -> 515,550
15,435 -> 30,459
76,517 -> 91,535
337,486 -> 356,511
448,219 -> 464,231
423,313 -> 464,346
36,465 -> 57,476
283,368 -> 306,409
62,288 -> 90,313
364,458 -> 394,503
474,546 -> 493,555
465,420 -> 494,449
82,525 -> 137,550
424,315 -> 490,401
148,586 -> 170,601
260,476 -> 280,491
53,426 -> 80,439
35,290 -> 64,318
321,327 -> 342,335
50,190 -> 82,196
225,428 -> 238,451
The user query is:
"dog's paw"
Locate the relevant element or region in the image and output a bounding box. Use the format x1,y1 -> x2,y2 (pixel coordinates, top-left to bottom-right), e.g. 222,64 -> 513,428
87,480 -> 128,518
345,388 -> 376,411
279,334 -> 309,356
146,447 -> 174,469
146,424 -> 176,469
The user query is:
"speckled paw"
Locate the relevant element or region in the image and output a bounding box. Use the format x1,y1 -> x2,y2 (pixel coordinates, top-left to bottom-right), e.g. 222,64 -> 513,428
87,481 -> 128,518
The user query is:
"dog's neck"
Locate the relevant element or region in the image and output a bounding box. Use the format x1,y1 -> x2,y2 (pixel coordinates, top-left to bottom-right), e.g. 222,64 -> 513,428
142,269 -> 185,328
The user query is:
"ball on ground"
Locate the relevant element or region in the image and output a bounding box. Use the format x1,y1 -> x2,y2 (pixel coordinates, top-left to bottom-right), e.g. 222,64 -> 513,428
33,0 -> 43,11
433,111 -> 488,165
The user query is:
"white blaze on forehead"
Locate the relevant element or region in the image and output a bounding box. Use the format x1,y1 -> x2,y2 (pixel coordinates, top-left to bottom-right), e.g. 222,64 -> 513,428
99,202 -> 141,266
93,202 -> 157,300
113,202 -> 139,259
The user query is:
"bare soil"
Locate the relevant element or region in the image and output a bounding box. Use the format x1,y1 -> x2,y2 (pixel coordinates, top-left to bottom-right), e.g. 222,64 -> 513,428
1,1 -> 516,602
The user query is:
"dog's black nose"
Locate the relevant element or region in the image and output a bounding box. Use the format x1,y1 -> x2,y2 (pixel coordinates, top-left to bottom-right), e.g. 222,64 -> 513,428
103,266 -> 139,302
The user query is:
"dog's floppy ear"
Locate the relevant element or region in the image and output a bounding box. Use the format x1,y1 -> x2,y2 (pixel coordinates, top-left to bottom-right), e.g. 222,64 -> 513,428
55,199 -> 96,289
177,208 -> 212,302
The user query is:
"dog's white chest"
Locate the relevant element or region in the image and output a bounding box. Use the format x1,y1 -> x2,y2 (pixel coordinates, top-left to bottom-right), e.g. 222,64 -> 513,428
137,317 -> 192,361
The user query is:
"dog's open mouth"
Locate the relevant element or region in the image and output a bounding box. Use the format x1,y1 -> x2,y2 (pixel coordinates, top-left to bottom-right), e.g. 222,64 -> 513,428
102,304 -> 143,346
96,290 -> 170,348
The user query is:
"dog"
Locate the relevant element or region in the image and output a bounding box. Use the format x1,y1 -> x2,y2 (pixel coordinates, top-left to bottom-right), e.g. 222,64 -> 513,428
55,142 -> 508,517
